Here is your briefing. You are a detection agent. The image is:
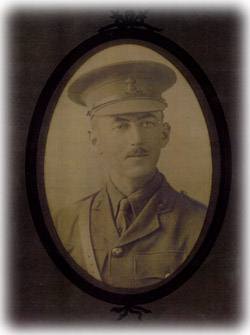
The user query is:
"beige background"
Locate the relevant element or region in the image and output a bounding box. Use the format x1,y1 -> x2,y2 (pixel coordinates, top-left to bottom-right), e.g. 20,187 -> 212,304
44,44 -> 212,219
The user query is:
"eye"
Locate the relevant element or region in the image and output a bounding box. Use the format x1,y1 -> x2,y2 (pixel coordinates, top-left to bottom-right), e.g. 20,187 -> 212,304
113,122 -> 129,130
140,120 -> 157,128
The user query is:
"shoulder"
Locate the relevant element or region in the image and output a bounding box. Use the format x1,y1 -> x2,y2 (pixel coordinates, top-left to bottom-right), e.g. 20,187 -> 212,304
176,191 -> 207,220
54,191 -> 100,236
159,178 -> 207,219
57,192 -> 98,219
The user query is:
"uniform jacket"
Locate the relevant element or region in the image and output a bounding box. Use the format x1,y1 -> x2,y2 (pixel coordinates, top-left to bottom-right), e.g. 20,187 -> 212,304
55,177 -> 207,289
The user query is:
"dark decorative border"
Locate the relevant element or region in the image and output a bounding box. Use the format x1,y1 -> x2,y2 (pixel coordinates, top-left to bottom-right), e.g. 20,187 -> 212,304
25,26 -> 231,306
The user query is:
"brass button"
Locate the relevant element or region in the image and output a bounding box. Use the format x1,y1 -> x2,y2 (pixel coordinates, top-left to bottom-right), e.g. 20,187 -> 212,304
111,247 -> 123,257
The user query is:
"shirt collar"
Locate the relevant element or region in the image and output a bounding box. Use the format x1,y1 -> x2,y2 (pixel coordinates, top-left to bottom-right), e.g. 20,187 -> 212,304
106,170 -> 163,218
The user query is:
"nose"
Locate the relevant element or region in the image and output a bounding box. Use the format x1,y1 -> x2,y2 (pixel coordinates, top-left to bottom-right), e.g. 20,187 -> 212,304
128,123 -> 144,146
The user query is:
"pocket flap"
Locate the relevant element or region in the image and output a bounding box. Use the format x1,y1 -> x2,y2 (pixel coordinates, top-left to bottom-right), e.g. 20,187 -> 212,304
135,251 -> 185,279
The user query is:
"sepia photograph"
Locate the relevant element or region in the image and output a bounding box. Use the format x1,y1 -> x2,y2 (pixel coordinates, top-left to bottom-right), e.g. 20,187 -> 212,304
44,42 -> 212,290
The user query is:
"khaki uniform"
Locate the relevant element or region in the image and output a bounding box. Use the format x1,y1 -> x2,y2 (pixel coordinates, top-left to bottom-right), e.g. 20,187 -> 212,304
55,175 -> 206,289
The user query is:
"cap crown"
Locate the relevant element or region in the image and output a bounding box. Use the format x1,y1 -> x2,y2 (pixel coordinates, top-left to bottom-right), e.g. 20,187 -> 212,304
68,61 -> 176,117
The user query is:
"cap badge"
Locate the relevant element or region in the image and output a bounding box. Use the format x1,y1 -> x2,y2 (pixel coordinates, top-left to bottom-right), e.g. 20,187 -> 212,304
125,77 -> 143,96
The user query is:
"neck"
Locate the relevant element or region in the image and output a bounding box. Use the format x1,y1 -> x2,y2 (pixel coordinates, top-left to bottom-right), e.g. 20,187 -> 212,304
109,169 -> 157,196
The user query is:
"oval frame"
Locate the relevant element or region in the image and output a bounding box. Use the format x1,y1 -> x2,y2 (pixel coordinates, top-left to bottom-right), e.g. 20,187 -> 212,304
25,27 -> 231,305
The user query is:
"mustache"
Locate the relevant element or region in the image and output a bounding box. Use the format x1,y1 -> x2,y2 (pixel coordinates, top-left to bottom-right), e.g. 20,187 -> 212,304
126,147 -> 149,158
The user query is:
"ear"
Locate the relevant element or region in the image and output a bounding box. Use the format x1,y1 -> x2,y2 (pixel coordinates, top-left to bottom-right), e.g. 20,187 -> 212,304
88,128 -> 103,155
161,122 -> 171,148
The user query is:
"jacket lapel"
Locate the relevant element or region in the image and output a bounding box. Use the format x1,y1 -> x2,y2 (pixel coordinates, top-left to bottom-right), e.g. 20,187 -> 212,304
117,179 -> 178,247
91,189 -> 120,270
116,191 -> 160,247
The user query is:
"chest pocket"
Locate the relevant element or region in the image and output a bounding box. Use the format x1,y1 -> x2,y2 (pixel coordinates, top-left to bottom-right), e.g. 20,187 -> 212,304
135,251 -> 186,282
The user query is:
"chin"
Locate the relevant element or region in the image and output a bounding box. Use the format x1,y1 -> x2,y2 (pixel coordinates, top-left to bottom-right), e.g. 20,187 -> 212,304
124,166 -> 156,180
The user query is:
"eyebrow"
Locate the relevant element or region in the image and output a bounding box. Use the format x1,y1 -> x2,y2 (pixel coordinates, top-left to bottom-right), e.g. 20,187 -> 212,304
113,113 -> 158,122
136,113 -> 158,120
113,116 -> 130,122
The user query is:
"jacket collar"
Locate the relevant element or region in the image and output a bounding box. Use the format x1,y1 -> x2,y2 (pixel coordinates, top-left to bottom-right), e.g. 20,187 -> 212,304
106,171 -> 163,219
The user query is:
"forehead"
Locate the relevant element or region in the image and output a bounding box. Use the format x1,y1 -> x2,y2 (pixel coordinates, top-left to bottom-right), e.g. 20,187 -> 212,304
93,111 -> 162,123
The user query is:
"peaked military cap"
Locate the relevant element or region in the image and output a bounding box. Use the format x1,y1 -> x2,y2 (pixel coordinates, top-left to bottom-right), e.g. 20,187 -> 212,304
68,61 -> 177,118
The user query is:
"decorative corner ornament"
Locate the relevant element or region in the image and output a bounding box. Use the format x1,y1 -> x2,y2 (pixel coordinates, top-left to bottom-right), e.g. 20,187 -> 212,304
110,305 -> 152,320
98,10 -> 163,32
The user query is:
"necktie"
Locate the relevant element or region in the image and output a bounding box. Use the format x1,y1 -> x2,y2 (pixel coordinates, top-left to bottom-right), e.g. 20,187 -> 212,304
116,198 -> 133,236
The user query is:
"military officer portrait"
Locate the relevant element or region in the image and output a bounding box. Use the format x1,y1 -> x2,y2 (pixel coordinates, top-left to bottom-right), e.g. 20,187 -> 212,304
53,59 -> 208,290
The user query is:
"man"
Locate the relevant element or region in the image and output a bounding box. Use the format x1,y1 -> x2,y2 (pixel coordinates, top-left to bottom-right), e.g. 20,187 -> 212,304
55,61 -> 207,289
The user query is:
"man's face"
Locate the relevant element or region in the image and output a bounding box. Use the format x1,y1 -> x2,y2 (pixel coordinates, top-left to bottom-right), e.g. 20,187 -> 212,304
90,111 -> 170,180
